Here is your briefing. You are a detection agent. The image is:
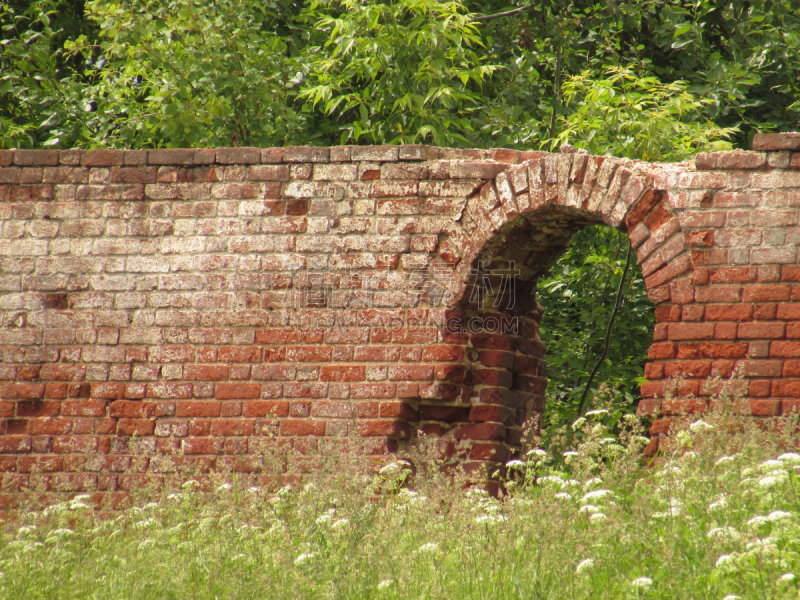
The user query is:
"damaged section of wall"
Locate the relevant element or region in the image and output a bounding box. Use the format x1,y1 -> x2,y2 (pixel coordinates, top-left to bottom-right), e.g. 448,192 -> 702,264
0,132 -> 798,508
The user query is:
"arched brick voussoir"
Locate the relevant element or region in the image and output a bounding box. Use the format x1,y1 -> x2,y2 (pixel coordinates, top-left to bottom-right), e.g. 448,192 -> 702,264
462,152 -> 665,239
439,150 -> 688,309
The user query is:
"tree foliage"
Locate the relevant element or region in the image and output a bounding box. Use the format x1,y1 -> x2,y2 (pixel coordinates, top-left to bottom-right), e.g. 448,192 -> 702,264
299,0 -> 500,146
3,0 -> 798,150
553,64 -> 738,161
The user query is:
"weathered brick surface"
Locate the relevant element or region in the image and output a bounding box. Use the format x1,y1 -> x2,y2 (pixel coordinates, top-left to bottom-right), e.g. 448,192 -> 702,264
1,140 -> 800,506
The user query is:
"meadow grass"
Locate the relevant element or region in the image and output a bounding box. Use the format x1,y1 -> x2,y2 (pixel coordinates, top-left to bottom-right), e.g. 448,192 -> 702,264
2,372 -> 800,600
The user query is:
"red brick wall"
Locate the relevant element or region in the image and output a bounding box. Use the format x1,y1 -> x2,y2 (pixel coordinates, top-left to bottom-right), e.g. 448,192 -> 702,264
1,133 -> 799,508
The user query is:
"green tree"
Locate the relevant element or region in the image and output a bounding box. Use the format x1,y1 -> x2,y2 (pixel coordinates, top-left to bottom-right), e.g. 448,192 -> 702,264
0,0 -> 97,147
299,0 -> 500,146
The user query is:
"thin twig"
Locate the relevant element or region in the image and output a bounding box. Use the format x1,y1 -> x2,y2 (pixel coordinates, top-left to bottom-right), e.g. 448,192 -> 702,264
548,43 -> 562,139
474,5 -> 534,22
576,244 -> 633,416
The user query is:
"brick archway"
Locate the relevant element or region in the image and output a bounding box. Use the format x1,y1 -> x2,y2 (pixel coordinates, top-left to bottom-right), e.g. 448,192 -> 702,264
419,152 -> 688,466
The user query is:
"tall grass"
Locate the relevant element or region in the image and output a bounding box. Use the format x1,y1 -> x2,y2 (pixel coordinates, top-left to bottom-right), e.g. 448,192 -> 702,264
2,371 -> 800,599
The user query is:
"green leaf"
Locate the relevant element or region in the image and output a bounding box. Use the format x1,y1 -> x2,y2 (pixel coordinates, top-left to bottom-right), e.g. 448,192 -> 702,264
673,24 -> 692,37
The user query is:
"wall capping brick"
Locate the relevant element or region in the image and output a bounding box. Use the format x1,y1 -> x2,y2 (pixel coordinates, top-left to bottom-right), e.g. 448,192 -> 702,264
753,133 -> 800,152
1,136 -> 800,509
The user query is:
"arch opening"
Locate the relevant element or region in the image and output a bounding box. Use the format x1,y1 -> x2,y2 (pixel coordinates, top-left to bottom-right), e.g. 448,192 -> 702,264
454,209 -> 655,461
424,152 -> 686,470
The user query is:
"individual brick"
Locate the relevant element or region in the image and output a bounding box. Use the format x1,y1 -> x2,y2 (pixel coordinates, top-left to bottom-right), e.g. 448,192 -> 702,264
82,150 -> 125,167
351,146 -> 398,161
284,147 -> 330,163
753,132 -> 800,151
148,149 -> 196,165
216,147 -> 261,164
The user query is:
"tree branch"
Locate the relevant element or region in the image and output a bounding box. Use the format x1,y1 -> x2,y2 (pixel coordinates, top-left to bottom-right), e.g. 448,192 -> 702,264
576,244 -> 633,417
474,5 -> 534,22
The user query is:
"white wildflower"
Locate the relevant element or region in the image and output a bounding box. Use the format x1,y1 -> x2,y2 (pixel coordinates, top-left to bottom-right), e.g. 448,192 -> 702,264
707,527 -> 740,541
554,492 -> 572,501
379,463 -> 402,478
589,513 -> 607,522
134,518 -> 154,529
760,459 -> 785,470
294,553 -> 315,566
758,474 -> 786,488
584,477 -> 603,488
475,514 -> 505,525
137,538 -> 155,551
571,417 -> 586,431
378,579 -> 394,590
747,515 -> 769,527
631,577 -> 652,589
70,496 -> 91,509
581,489 -> 612,502
767,510 -> 792,522
579,505 -> 600,514
576,558 -> 594,574
716,554 -> 735,568
43,503 -> 68,516
715,456 -> 735,467
652,506 -> 682,518
563,479 -> 581,487
538,475 -> 564,487
779,573 -> 796,583
182,480 -> 200,490
466,488 -> 488,500
746,538 -> 776,552
167,493 -> 182,500
217,483 -> 232,492
585,409 -> 609,417
51,528 -> 73,537
505,459 -> 525,470
332,519 -> 350,530
722,595 -> 741,600
708,497 -> 728,510
778,453 -> 800,464
689,420 -> 713,433
316,513 -> 334,525
417,542 -> 439,553
526,448 -> 547,458
247,487 -> 260,493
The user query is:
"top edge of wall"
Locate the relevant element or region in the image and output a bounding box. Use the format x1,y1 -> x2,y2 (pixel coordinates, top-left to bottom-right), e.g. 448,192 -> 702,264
0,132 -> 797,169
0,146 -> 548,168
